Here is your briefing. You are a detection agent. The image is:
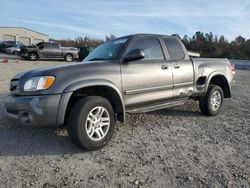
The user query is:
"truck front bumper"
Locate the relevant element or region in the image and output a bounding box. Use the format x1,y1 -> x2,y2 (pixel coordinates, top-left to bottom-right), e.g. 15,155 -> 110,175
4,94 -> 62,127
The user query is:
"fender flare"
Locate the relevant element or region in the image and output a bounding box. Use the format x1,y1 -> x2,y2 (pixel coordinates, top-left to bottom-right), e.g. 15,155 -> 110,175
29,51 -> 39,58
57,79 -> 125,125
204,71 -> 231,96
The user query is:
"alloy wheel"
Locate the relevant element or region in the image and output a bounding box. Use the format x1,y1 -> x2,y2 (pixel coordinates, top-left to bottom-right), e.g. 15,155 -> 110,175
85,106 -> 110,141
210,91 -> 222,111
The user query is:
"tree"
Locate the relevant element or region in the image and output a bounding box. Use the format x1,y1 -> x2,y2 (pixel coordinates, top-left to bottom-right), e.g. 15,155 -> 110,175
105,34 -> 116,42
235,36 -> 246,45
52,32 -> 250,60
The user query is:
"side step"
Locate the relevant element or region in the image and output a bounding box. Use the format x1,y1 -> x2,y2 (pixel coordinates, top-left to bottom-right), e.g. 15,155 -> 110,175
126,100 -> 185,114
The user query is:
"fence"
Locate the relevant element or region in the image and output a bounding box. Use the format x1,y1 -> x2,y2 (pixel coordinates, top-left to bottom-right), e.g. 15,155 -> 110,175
231,59 -> 250,70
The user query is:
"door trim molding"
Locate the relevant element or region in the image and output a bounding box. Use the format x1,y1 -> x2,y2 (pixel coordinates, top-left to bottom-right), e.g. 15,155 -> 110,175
125,84 -> 173,95
174,81 -> 193,88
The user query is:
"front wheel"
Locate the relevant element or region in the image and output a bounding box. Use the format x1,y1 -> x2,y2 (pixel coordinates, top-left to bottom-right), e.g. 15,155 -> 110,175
28,52 -> 38,61
199,84 -> 224,116
65,54 -> 73,62
67,96 -> 115,150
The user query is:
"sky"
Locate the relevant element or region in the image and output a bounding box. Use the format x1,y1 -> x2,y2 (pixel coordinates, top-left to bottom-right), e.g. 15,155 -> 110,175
1,0 -> 250,41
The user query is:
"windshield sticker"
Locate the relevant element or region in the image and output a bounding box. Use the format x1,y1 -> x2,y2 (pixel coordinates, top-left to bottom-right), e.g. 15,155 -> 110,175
113,39 -> 127,44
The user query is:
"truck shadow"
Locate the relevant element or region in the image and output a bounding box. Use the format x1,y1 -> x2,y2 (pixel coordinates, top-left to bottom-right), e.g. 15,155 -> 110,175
0,92 -> 84,156
147,100 -> 203,117
0,108 -> 202,157
0,121 -> 84,156
149,108 -> 204,117
0,92 -> 202,156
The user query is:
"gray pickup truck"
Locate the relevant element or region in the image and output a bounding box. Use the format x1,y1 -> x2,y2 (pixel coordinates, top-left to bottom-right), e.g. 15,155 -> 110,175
4,34 -> 235,150
20,42 -> 79,62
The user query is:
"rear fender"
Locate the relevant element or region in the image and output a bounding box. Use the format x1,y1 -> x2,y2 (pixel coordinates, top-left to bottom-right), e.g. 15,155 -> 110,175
204,71 -> 231,97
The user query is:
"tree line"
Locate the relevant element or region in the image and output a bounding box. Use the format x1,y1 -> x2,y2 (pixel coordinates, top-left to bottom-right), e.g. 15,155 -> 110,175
51,32 -> 250,60
181,32 -> 250,60
50,34 -> 116,48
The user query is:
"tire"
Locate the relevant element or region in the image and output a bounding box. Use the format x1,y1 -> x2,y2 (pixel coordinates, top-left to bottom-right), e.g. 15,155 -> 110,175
199,84 -> 224,116
65,54 -> 73,62
67,96 -> 115,150
28,52 -> 38,61
13,51 -> 18,55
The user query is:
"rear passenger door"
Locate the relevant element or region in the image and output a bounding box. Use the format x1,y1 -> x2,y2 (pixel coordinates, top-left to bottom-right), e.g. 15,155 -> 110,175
121,36 -> 174,109
163,37 -> 194,98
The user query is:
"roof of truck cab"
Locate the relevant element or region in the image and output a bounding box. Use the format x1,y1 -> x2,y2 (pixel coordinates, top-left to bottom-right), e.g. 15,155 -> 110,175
117,33 -> 176,39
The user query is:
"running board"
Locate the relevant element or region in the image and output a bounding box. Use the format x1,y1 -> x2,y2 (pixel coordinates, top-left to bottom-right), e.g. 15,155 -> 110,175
126,100 -> 185,114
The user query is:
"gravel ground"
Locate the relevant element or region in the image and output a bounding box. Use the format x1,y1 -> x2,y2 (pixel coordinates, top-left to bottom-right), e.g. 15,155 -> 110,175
0,61 -> 249,187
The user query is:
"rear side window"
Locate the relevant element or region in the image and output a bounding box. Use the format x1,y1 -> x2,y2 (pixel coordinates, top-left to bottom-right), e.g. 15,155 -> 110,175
49,43 -> 59,49
129,37 -> 164,60
164,38 -> 185,60
42,43 -> 49,49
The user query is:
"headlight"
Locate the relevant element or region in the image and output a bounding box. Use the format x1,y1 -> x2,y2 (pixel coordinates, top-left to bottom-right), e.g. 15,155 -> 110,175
23,76 -> 55,91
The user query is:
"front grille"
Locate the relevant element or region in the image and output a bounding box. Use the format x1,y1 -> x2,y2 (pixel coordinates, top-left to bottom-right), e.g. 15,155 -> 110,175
10,79 -> 19,92
20,47 -> 27,53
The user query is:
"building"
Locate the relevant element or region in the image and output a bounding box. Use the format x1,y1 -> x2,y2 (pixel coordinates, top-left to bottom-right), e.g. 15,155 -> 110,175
0,27 -> 49,45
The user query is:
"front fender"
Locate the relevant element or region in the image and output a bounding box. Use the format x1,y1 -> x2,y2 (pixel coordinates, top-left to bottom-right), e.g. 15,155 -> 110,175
56,79 -> 125,125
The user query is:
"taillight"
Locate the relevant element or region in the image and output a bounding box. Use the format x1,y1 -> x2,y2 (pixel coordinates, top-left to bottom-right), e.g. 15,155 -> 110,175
229,66 -> 235,74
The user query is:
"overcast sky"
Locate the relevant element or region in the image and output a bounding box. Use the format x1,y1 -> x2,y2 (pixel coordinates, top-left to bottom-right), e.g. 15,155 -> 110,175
1,0 -> 250,41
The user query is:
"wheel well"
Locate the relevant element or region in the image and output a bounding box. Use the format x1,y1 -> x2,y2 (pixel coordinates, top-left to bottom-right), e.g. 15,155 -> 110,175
64,86 -> 124,124
209,75 -> 231,98
196,76 -> 206,86
29,51 -> 39,57
65,53 -> 73,57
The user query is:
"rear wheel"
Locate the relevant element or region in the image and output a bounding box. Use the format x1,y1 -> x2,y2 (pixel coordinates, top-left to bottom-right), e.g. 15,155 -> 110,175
67,96 -> 115,150
199,84 -> 224,116
65,54 -> 73,62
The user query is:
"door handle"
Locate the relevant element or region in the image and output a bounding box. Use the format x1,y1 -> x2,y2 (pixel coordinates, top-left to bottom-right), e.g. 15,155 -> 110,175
174,65 -> 180,69
161,65 -> 168,70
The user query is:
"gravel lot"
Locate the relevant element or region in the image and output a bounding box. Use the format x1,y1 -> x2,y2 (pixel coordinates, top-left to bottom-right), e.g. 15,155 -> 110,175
0,60 -> 249,187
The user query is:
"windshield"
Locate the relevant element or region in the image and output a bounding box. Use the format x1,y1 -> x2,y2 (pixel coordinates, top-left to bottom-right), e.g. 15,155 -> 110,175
84,38 -> 128,62
36,42 -> 43,46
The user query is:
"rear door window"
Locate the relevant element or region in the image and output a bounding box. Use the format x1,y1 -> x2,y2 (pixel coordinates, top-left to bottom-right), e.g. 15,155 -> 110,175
163,38 -> 185,60
49,43 -> 59,49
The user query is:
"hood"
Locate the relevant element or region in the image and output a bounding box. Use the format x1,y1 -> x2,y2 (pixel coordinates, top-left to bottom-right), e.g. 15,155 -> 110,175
11,60 -> 120,95
12,70 -> 31,80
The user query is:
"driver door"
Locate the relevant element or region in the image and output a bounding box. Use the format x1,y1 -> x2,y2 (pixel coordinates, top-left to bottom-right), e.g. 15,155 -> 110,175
38,43 -> 52,58
121,36 -> 174,110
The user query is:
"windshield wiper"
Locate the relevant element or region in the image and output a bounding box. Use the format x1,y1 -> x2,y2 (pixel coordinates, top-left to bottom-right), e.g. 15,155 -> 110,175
88,58 -> 107,61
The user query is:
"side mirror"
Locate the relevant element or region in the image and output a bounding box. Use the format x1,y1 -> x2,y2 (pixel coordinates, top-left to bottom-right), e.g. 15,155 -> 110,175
124,49 -> 145,62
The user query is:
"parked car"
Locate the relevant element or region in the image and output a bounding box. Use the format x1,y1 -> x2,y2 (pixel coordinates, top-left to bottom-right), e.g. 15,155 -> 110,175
0,42 -> 5,52
19,42 -> 79,61
4,44 -> 23,55
4,34 -> 235,151
0,41 -> 23,52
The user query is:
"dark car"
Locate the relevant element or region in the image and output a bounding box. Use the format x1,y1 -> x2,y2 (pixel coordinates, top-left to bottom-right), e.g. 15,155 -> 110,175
0,41 -> 23,52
